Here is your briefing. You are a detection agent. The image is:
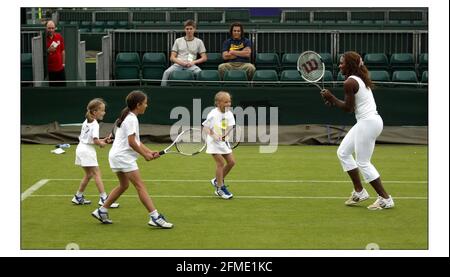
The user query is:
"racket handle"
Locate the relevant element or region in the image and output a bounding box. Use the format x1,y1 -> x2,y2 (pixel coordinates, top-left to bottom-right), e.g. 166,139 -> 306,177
158,150 -> 166,156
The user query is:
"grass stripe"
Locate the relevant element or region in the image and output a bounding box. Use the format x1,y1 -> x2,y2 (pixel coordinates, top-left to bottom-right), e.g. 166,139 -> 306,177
27,194 -> 427,200
45,178 -> 427,184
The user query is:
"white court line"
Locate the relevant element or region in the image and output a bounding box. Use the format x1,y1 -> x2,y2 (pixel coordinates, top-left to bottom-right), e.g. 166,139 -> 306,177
46,178 -> 428,184
21,179 -> 50,201
27,194 -> 427,200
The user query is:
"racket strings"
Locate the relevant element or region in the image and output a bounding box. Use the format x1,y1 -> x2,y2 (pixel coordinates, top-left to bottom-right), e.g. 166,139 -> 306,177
298,53 -> 325,82
175,129 -> 205,155
225,126 -> 243,148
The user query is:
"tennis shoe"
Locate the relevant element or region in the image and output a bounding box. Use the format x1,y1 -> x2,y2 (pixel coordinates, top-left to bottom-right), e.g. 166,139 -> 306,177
211,178 -> 226,187
210,178 -> 217,187
215,185 -> 233,199
91,208 -> 112,224
367,195 -> 395,210
148,214 -> 173,228
98,196 -> 120,208
71,194 -> 91,205
345,188 -> 369,206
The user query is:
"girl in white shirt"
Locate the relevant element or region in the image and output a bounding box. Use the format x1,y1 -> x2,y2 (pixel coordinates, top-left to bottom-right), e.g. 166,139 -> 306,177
202,91 -> 236,199
320,51 -> 394,210
91,90 -> 173,228
73,98 -> 118,208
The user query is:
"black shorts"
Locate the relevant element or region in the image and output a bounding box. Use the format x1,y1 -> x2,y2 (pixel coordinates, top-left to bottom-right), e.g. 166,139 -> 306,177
48,69 -> 66,87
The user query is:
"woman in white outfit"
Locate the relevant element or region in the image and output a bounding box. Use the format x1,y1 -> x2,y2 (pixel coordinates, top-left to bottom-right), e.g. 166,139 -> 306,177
320,51 -> 394,210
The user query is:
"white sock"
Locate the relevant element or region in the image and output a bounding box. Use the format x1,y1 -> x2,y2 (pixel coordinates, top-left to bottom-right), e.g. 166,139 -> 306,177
76,191 -> 83,197
149,210 -> 159,218
100,192 -> 107,199
99,206 -> 108,213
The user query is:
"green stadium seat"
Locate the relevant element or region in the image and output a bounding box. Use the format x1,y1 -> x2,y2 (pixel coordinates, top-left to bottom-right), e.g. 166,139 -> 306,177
115,52 -> 141,85
170,11 -> 195,23
168,70 -> 195,86
252,70 -> 279,87
323,70 -> 334,82
197,11 -> 223,23
281,53 -> 300,71
337,72 -> 346,82
142,53 -> 167,85
202,53 -> 223,70
421,71 -> 428,83
392,70 -> 418,87
106,21 -> 117,29
280,70 -> 302,87
318,53 -> 333,68
369,70 -> 391,82
364,53 -> 389,71
118,21 -> 129,28
225,9 -> 250,22
197,70 -> 221,86
390,53 -> 415,71
21,53 -> 33,85
255,53 -> 280,71
223,70 -> 248,87
418,53 -> 428,75
369,70 -> 391,87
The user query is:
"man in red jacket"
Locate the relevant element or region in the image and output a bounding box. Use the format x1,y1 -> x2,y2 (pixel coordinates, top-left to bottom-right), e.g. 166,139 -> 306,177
46,20 -> 65,86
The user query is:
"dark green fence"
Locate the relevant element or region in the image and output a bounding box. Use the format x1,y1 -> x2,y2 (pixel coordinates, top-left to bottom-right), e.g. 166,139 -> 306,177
21,86 -> 427,126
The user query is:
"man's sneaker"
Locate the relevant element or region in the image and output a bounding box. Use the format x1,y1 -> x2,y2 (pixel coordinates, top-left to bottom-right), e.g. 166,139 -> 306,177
98,196 -> 120,208
148,214 -> 173,229
91,208 -> 113,224
367,195 -> 395,210
71,194 -> 91,205
215,185 -> 233,199
344,189 -> 369,206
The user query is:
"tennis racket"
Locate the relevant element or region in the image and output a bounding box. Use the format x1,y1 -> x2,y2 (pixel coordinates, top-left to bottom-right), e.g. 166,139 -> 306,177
159,128 -> 206,156
107,121 -> 118,143
212,124 -> 243,150
297,51 -> 326,91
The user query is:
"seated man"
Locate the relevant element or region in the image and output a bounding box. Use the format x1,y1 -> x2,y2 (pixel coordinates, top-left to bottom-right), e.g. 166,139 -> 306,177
161,20 -> 207,86
218,22 -> 256,81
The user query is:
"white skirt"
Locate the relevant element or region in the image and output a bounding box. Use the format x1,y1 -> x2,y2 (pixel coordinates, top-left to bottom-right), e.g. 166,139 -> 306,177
75,143 -> 98,167
205,136 -> 232,154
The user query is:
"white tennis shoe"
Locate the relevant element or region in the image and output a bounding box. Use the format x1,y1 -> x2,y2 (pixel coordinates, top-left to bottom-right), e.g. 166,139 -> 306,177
72,195 -> 91,205
98,196 -> 120,208
148,214 -> 174,228
367,195 -> 395,210
344,188 -> 370,206
91,208 -> 113,224
215,185 -> 233,199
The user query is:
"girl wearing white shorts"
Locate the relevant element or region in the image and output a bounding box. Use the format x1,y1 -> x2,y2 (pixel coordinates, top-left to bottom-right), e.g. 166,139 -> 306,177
202,91 -> 236,200
320,51 -> 394,210
91,90 -> 173,228
73,98 -> 118,208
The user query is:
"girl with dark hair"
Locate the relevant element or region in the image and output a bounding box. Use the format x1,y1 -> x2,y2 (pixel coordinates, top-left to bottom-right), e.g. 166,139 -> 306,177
92,90 -> 173,228
320,51 -> 394,210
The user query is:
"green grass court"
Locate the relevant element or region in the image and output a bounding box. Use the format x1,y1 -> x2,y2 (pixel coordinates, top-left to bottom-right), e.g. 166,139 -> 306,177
21,144 -> 428,250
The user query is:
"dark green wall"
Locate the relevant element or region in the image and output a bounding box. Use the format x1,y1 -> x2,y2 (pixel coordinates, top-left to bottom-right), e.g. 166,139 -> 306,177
21,86 -> 428,126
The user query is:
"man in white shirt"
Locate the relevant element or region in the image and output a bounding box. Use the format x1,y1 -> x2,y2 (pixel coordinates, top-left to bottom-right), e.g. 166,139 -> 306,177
161,20 -> 208,86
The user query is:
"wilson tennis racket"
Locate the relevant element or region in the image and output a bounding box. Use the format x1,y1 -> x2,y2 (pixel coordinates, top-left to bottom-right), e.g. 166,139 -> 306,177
297,51 -> 326,91
159,128 -> 206,156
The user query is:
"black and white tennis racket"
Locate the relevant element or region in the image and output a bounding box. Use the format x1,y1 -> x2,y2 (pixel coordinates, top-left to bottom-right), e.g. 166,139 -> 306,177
212,124 -> 243,150
159,128 -> 206,156
297,50 -> 326,91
